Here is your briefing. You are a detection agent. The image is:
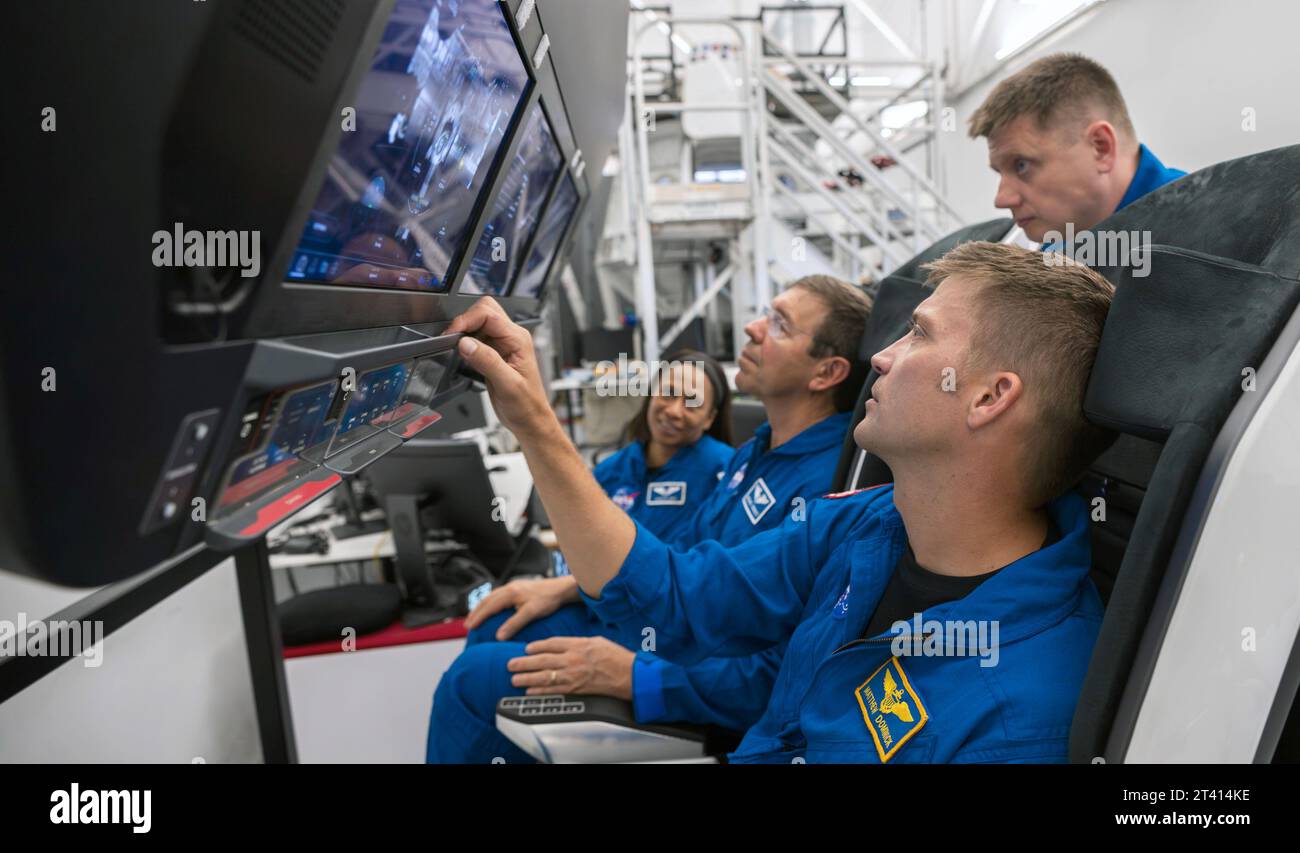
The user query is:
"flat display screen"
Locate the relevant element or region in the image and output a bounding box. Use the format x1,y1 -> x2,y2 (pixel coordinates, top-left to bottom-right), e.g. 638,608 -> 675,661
387,353 -> 450,419
459,103 -> 565,295
514,172 -> 579,299
333,362 -> 413,442
218,380 -> 338,509
287,0 -> 530,293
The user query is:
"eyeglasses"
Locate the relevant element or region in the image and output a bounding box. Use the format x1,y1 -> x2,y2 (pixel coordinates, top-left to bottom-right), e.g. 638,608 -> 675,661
757,305 -> 810,341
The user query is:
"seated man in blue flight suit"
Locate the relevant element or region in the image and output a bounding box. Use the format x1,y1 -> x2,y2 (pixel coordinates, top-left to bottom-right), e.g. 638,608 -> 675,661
425,275 -> 873,763
970,53 -> 1186,249
449,240 -> 1117,763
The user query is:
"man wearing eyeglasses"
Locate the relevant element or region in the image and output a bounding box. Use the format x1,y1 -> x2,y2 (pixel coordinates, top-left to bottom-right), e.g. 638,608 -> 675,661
426,275 -> 873,763
684,275 -> 874,546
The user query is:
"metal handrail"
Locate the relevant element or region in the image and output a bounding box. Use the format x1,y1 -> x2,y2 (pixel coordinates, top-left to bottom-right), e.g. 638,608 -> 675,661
762,31 -> 964,227
771,179 -> 884,277
767,117 -> 901,243
767,119 -> 910,265
762,66 -> 943,244
631,16 -> 763,363
767,133 -> 907,269
658,263 -> 736,352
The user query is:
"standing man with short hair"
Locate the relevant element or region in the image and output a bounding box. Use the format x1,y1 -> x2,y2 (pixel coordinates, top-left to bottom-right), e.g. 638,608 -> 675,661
970,53 -> 1186,246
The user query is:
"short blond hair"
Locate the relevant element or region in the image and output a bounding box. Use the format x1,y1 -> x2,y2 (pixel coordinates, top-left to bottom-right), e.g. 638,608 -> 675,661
968,53 -> 1134,141
922,242 -> 1117,506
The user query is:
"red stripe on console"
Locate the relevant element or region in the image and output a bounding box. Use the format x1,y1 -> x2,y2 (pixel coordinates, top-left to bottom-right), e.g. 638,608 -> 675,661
400,411 -> 442,437
220,458 -> 298,507
283,618 -> 468,658
238,474 -> 341,536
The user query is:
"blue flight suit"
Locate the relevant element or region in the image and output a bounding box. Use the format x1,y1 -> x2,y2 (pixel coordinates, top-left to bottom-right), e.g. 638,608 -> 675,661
426,412 -> 852,762
630,413 -> 852,728
591,434 -> 734,543
1117,144 -> 1186,209
583,484 -> 1102,763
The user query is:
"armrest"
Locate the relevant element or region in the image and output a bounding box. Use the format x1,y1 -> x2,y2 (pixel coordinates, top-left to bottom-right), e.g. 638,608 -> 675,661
495,695 -> 731,763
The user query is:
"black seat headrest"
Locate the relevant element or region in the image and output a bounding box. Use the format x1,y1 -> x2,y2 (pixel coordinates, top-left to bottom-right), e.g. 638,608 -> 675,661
860,216 -> 1011,361
1092,144 -> 1300,277
1085,246 -> 1300,440
858,275 -> 930,363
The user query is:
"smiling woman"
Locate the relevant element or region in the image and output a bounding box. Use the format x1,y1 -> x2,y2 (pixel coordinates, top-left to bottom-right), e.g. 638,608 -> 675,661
623,349 -> 733,465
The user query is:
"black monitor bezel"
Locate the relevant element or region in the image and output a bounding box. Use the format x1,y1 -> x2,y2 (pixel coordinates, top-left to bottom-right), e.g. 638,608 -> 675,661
456,94 -> 567,298
507,168 -> 586,301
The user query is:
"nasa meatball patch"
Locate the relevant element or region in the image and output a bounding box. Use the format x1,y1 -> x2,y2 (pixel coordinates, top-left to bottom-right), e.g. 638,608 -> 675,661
611,487 -> 639,512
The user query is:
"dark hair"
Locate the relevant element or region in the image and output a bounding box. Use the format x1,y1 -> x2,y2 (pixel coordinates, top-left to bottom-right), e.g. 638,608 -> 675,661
789,275 -> 874,412
624,349 -> 733,447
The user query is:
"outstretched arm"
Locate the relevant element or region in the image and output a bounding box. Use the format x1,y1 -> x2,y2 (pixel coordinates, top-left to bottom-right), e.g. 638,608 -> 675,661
447,298 -> 634,598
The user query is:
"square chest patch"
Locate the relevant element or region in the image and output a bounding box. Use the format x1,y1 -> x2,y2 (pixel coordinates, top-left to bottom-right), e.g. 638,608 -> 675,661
855,657 -> 928,763
646,481 -> 687,506
741,477 -> 775,524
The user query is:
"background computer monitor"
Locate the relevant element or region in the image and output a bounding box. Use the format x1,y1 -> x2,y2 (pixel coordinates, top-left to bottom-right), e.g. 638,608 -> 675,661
363,438 -> 518,608
579,328 -> 637,364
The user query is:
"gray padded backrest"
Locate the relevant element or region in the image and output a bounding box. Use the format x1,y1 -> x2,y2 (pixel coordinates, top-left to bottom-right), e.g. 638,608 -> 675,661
1072,246 -> 1300,762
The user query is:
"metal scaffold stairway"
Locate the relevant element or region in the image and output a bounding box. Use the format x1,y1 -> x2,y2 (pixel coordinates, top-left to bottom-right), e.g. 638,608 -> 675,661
599,1 -> 968,363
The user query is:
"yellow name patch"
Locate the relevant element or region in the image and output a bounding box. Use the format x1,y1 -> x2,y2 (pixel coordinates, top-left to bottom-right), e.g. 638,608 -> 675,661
855,657 -> 928,763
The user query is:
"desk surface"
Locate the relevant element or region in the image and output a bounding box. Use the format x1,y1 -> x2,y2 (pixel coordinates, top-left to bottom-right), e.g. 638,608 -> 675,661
550,376 -> 598,391
269,529 -> 441,570
267,451 -> 535,571
283,616 -> 467,658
